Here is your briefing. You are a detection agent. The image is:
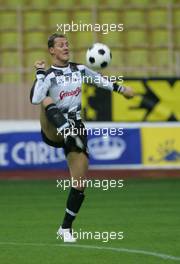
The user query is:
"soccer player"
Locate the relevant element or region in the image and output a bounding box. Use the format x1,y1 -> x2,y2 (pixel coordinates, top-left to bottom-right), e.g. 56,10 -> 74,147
30,33 -> 134,242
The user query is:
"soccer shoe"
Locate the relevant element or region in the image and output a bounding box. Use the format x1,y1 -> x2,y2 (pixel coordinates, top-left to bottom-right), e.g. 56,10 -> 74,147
57,226 -> 76,243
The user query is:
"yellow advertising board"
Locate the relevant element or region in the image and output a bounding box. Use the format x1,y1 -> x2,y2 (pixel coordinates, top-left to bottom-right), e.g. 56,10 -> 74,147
141,127 -> 180,166
112,79 -> 180,122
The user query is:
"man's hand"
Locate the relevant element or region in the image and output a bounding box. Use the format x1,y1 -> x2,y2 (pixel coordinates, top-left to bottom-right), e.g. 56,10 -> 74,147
34,60 -> 45,70
122,86 -> 134,99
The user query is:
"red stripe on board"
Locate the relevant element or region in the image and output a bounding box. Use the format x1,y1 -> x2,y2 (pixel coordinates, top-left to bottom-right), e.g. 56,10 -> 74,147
0,169 -> 180,180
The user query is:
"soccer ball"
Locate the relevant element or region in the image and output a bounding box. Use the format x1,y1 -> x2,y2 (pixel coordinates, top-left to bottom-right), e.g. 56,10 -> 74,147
86,43 -> 112,69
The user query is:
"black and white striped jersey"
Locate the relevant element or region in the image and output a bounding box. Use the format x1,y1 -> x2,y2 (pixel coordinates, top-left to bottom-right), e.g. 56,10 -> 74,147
30,62 -> 119,120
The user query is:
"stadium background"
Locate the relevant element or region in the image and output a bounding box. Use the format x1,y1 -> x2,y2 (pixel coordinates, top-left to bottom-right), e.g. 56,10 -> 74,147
0,1 -> 180,264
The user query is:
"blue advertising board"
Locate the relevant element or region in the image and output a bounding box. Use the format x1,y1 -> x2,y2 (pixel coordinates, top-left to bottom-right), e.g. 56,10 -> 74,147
88,128 -> 141,166
0,127 -> 141,170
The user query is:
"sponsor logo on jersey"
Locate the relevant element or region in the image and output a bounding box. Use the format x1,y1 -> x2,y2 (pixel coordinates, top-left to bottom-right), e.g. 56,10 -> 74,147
59,87 -> 81,100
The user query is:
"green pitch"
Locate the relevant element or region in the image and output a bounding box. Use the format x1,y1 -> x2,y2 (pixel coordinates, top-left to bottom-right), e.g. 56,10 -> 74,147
0,178 -> 180,264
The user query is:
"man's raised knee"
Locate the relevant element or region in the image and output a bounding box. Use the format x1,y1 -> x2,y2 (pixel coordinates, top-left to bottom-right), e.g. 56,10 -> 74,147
42,97 -> 54,108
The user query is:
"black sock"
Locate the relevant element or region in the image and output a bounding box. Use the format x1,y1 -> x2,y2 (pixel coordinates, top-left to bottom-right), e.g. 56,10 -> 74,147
45,103 -> 67,128
62,187 -> 85,229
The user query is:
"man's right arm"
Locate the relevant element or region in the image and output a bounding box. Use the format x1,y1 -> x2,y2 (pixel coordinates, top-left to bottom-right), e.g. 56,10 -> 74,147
30,61 -> 51,104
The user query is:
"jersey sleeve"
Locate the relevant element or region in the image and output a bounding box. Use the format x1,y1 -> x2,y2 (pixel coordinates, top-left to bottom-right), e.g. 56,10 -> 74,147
78,65 -> 124,94
83,66 -> 114,91
30,69 -> 51,104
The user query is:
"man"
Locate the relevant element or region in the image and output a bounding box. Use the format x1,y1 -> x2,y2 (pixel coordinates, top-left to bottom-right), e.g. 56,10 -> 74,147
30,33 -> 134,243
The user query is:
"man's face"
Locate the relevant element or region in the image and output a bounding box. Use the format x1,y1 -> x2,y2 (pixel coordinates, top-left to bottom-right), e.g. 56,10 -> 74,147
49,37 -> 70,62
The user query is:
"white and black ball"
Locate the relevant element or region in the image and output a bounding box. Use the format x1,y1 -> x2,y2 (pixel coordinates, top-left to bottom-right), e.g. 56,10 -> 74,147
86,43 -> 112,69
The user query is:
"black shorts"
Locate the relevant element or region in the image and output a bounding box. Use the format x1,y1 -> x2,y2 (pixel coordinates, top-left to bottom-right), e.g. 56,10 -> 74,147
41,120 -> 89,158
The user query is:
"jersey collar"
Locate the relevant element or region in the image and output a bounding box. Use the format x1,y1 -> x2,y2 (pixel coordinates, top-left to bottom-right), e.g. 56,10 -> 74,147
51,64 -> 69,70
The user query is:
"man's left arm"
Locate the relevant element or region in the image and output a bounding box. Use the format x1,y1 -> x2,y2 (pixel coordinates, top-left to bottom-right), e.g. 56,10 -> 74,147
83,66 -> 134,99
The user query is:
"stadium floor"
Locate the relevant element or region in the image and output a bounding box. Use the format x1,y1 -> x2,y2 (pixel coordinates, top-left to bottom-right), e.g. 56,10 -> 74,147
0,178 -> 180,264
